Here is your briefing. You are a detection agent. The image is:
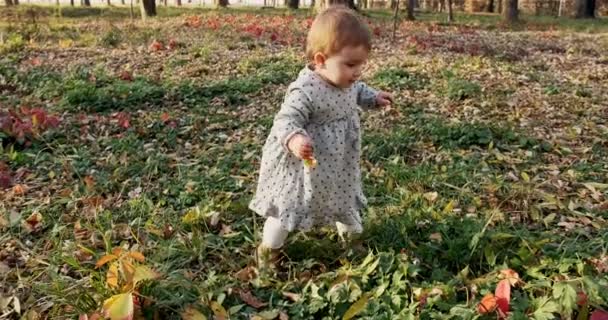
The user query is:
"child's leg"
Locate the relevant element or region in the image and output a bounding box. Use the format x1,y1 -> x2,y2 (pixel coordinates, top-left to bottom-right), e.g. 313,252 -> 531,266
261,216 -> 289,249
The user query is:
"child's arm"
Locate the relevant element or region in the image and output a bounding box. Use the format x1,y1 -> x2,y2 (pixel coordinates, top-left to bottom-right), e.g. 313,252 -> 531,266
356,82 -> 393,110
273,88 -> 314,159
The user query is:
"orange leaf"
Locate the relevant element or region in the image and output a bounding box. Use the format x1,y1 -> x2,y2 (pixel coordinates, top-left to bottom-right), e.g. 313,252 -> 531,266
84,176 -> 95,191
112,247 -> 125,256
160,112 -> 170,123
128,251 -> 145,262
96,254 -> 118,268
122,260 -> 136,287
477,293 -> 497,314
495,279 -> 511,315
107,262 -> 119,288
23,211 -> 43,233
13,184 -> 27,195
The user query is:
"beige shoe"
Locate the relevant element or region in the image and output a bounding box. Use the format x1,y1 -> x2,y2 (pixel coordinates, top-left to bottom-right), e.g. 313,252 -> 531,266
256,244 -> 281,272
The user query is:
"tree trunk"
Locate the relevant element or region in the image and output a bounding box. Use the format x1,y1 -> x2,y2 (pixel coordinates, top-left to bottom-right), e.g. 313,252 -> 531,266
70,0 -> 74,5
215,0 -> 228,7
447,0 -> 453,21
121,0 -> 125,5
13,0 -> 19,5
107,0 -> 111,5
83,0 -> 91,6
487,0 -> 494,11
287,0 -> 298,8
176,0 -> 181,5
5,0 -> 13,6
406,0 -> 415,19
503,0 -> 518,22
575,0 -> 595,17
140,0 -> 156,19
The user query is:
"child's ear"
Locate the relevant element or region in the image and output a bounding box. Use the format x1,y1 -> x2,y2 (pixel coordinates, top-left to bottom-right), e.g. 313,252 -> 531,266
313,52 -> 326,67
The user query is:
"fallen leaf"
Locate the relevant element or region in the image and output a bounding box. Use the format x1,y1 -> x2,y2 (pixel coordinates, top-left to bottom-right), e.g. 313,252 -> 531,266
22,211 -> 43,233
119,70 -> 133,81
103,293 -> 134,320
279,311 -> 289,320
128,251 -> 145,262
84,176 -> 95,191
477,293 -> 497,314
237,289 -> 267,309
107,262 -> 119,288
96,254 -> 118,268
591,310 -> 608,320
133,265 -> 160,285
429,232 -> 442,242
423,191 -> 438,202
235,266 -> 257,282
13,184 -> 27,195
343,293 -> 371,320
281,292 -> 301,302
149,40 -> 164,52
500,269 -> 520,286
160,112 -> 171,123
495,279 -> 510,315
209,301 -> 228,320
181,306 -> 207,320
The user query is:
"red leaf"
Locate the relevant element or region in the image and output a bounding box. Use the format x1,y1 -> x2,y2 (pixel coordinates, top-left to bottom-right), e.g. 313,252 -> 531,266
577,291 -> 588,306
495,279 -> 510,315
591,310 -> 608,320
149,40 -> 164,52
119,70 -> 133,81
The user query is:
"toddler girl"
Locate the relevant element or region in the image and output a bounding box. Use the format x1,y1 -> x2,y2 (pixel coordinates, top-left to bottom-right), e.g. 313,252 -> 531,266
249,5 -> 393,269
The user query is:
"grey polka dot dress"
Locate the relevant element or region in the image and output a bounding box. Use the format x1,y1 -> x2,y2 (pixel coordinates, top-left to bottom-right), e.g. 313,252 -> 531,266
249,66 -> 379,233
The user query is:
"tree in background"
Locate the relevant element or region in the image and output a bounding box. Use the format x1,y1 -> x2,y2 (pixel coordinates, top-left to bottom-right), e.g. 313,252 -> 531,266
406,0 -> 415,19
140,0 -> 156,19
575,0 -> 596,17
287,0 -> 299,9
503,0 -> 518,22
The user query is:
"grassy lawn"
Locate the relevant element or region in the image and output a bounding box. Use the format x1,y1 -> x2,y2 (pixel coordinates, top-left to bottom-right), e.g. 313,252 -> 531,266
1,5 -> 608,320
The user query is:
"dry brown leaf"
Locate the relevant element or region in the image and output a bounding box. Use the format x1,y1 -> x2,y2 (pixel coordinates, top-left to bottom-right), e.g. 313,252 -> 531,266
237,289 -> 267,309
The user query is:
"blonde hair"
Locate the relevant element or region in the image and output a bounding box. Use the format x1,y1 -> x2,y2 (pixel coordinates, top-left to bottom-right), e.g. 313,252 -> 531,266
306,5 -> 372,61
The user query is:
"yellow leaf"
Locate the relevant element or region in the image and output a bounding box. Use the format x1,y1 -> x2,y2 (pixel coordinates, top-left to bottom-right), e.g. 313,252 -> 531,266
210,301 -> 228,320
443,200 -> 455,213
181,306 -> 207,320
128,251 -> 145,262
521,172 -> 530,182
133,265 -> 160,285
107,262 -> 119,288
103,293 -> 134,320
343,293 -> 371,320
96,254 -> 118,269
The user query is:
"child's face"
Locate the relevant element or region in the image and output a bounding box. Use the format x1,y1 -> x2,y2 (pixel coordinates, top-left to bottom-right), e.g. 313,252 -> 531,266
315,45 -> 369,88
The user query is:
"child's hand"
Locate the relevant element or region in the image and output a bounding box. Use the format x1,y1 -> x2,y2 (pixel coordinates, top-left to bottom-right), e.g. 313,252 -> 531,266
287,133 -> 314,160
376,92 -> 393,107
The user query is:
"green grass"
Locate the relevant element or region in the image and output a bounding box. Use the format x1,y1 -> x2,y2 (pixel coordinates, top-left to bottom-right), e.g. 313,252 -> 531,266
1,8 -> 608,320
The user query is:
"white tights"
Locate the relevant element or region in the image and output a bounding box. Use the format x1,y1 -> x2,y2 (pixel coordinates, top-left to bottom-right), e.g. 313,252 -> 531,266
261,216 -> 357,249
